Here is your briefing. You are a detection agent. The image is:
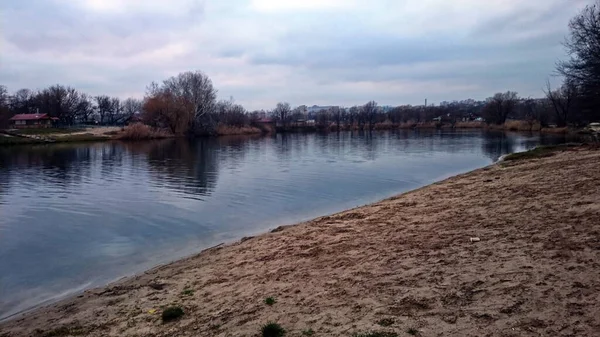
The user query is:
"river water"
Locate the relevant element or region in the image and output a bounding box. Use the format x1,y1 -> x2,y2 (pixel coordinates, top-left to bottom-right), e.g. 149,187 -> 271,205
0,129 -> 573,319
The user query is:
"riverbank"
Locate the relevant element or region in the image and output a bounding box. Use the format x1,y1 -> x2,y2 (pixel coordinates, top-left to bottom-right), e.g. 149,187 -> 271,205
1,145 -> 599,337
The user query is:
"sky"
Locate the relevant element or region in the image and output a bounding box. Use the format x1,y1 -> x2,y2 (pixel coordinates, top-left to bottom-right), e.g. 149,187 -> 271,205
0,0 -> 592,110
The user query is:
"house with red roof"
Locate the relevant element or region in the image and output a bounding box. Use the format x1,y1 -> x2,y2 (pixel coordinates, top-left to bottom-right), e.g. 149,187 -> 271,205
9,114 -> 58,129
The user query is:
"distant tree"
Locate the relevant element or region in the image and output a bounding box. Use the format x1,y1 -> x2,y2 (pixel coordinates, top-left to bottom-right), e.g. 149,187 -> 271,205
35,85 -> 85,125
558,1 -> 600,118
9,88 -> 36,115
95,95 -> 112,124
123,97 -> 142,121
545,80 -> 579,127
0,85 -> 10,128
361,101 -> 378,130
75,94 -> 94,123
483,91 -> 519,124
159,71 -> 217,134
273,102 -> 291,127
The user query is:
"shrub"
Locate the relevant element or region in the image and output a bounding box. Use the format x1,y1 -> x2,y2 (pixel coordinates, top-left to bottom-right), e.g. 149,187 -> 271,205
407,328 -> 419,336
161,306 -> 184,322
262,322 -> 285,337
302,328 -> 315,336
117,123 -> 171,140
265,297 -> 276,306
353,332 -> 398,337
377,318 -> 394,327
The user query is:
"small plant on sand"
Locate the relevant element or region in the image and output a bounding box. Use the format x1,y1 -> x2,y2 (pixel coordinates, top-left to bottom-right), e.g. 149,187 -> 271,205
262,322 -> 286,337
265,297 -> 277,306
406,328 -> 419,336
181,288 -> 194,296
353,332 -> 398,337
161,306 -> 184,322
377,318 -> 395,327
302,328 -> 315,336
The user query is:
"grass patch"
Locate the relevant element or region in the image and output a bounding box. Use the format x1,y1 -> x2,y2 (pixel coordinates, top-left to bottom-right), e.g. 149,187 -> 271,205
265,297 -> 277,306
262,322 -> 286,337
0,136 -> 42,145
406,328 -> 419,336
377,318 -> 395,327
181,289 -> 194,296
353,332 -> 398,337
161,306 -> 184,322
35,326 -> 87,337
503,144 -> 580,161
15,128 -> 85,135
51,134 -> 108,143
302,328 -> 315,336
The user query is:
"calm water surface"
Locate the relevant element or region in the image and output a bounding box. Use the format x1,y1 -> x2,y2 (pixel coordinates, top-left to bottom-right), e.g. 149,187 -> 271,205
0,130 -> 573,319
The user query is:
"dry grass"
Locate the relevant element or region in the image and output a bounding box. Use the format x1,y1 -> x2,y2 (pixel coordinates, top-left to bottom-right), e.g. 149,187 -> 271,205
541,127 -> 570,134
216,125 -> 263,136
116,123 -> 171,140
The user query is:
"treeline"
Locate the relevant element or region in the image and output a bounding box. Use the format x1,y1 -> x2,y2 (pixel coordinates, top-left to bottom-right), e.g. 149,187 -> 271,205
0,85 -> 143,128
1,2 -> 599,134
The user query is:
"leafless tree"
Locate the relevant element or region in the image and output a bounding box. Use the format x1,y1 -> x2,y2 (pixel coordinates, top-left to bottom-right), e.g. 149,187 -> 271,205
544,80 -> 578,127
483,91 -> 519,125
123,98 -> 142,119
558,1 -> 600,115
361,101 -> 378,130
274,102 -> 291,127
159,71 -> 218,134
95,95 -> 112,124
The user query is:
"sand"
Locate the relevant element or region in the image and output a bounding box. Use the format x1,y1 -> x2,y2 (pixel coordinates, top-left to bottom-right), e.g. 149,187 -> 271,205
1,147 -> 599,337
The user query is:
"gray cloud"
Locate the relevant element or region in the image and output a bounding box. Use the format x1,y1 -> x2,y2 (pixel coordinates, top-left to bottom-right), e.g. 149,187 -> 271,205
0,0 -> 592,109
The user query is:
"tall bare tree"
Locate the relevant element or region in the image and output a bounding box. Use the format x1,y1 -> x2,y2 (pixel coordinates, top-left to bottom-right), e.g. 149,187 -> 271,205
483,91 -> 519,124
274,102 -> 291,127
361,101 -> 378,130
545,80 -> 578,127
558,1 -> 600,116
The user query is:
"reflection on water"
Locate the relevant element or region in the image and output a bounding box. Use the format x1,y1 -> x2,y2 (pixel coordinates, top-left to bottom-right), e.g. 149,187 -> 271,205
0,129 -> 574,319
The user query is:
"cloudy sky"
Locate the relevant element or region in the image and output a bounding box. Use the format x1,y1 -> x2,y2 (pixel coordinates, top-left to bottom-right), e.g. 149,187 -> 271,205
0,0 -> 591,110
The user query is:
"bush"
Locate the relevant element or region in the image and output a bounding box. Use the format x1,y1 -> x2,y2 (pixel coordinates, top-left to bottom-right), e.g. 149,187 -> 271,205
262,322 -> 285,337
117,123 -> 171,140
161,306 -> 184,322
265,297 -> 276,306
353,332 -> 398,337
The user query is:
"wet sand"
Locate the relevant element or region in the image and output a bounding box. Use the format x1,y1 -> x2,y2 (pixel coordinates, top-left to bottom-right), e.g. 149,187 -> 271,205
1,147 -> 599,337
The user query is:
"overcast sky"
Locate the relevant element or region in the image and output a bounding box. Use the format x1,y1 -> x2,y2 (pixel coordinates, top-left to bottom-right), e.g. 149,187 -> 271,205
0,0 -> 591,110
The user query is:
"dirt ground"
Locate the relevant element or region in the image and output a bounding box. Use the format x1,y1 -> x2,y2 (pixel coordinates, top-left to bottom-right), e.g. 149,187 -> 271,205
1,147 -> 599,337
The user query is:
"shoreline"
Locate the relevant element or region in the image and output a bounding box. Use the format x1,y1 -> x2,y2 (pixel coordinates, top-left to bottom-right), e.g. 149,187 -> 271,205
1,146 -> 599,336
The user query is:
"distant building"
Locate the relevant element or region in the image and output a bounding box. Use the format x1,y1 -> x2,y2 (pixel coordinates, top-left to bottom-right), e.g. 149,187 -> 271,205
9,114 -> 58,129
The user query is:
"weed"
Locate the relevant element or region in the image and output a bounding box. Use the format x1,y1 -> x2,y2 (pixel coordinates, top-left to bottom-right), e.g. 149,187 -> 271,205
377,318 -> 394,327
353,332 -> 398,337
161,306 -> 184,322
181,289 -> 194,296
262,322 -> 286,337
265,297 -> 277,306
406,328 -> 419,336
503,144 -> 580,161
302,328 -> 315,336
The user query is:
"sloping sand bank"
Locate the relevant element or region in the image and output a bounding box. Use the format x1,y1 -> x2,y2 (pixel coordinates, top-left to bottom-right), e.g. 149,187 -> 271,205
2,147 -> 599,337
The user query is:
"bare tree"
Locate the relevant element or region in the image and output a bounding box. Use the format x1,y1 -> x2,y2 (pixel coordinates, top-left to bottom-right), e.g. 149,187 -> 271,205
123,98 -> 142,120
95,95 -> 112,124
545,80 -> 578,127
159,71 -> 217,134
0,85 -> 10,128
273,102 -> 291,127
361,101 -> 378,130
10,89 -> 36,114
558,1 -> 600,116
483,91 -> 519,124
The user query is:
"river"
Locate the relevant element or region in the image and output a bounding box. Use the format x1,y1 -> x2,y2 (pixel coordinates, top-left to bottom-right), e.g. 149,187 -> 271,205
0,129 -> 574,319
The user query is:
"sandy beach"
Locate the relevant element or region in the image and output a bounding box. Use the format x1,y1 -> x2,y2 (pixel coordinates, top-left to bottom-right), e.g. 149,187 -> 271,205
1,146 -> 599,337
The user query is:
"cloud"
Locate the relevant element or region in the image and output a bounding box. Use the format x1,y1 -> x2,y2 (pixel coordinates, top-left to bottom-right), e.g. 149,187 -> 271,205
0,0 -> 593,110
